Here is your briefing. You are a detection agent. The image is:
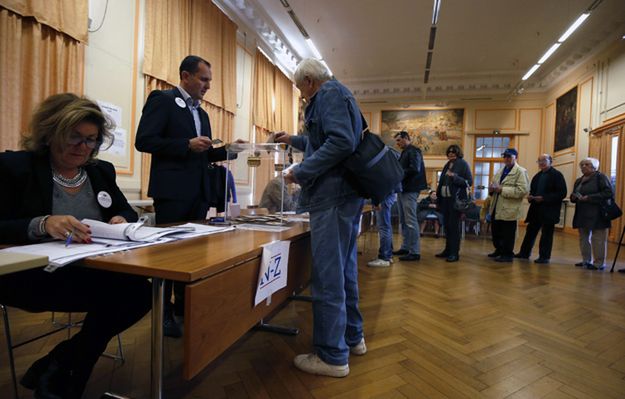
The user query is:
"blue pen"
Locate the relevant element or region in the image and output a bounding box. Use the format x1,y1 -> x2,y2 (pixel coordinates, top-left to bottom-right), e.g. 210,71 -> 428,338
65,230 -> 74,247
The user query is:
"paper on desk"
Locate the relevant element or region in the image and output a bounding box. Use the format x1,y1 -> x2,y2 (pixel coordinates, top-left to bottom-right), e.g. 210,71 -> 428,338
169,223 -> 234,239
0,240 -> 167,271
235,224 -> 292,232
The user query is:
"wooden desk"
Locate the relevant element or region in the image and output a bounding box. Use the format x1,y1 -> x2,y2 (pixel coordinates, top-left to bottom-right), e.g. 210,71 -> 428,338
0,252 -> 48,276
84,223 -> 311,398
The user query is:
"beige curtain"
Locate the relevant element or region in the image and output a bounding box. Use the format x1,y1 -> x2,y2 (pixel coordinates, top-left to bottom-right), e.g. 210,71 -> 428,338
252,51 -> 275,134
274,68 -> 295,132
143,0 -> 236,114
0,7 -> 84,151
0,0 -> 88,42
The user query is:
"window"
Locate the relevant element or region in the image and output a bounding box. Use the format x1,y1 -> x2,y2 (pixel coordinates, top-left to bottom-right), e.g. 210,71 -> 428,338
473,135 -> 513,200
610,135 -> 618,190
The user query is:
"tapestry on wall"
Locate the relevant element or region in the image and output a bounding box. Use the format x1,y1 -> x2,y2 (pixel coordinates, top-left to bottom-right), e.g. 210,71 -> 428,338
554,86 -> 578,153
380,109 -> 464,157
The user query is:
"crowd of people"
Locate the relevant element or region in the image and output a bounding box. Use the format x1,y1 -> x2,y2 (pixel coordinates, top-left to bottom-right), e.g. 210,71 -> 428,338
1,54 -> 621,398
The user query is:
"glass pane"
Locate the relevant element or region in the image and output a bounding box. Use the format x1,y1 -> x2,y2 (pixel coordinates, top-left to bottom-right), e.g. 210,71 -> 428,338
482,163 -> 490,174
480,175 -> 489,189
493,137 -> 503,147
503,137 -> 510,147
474,187 -> 487,200
476,148 -> 484,158
485,147 -> 493,158
493,162 -> 504,175
474,163 -> 482,174
476,137 -> 484,147
611,135 -> 618,190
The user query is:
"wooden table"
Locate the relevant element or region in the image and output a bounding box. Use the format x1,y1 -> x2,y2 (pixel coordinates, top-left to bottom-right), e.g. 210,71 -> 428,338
84,223 -> 311,399
0,252 -> 49,276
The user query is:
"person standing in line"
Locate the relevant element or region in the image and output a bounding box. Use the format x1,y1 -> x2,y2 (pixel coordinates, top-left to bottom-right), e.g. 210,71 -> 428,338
135,55 -> 232,337
570,157 -> 614,270
274,58 -> 365,378
435,144 -> 473,262
515,154 -> 567,264
393,131 -> 427,261
368,147 -> 401,268
487,148 -> 530,262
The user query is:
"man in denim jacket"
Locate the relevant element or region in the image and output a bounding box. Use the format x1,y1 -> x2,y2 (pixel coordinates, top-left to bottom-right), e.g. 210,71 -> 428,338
275,58 -> 365,377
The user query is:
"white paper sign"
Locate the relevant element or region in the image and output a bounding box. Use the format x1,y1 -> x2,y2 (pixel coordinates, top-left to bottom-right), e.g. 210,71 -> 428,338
254,240 -> 290,306
97,100 -> 123,127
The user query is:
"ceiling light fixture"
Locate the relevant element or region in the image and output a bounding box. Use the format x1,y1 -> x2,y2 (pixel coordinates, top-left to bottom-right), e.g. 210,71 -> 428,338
558,13 -> 590,42
320,60 -> 333,76
522,64 -> 540,80
305,38 -> 322,59
521,7 -> 593,81
431,0 -> 441,25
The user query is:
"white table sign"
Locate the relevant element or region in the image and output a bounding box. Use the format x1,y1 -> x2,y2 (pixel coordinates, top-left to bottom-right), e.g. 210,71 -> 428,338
254,240 -> 290,306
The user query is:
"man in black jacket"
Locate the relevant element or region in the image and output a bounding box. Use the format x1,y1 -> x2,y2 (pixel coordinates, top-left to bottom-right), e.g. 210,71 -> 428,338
135,55 -> 230,337
393,131 -> 427,261
515,154 -> 567,263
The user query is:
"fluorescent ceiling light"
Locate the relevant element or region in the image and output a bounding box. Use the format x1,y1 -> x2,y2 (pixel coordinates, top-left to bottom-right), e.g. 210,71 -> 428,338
305,38 -> 322,59
522,64 -> 540,80
320,60 -> 333,76
538,42 -> 561,64
431,0 -> 441,25
558,13 -> 590,42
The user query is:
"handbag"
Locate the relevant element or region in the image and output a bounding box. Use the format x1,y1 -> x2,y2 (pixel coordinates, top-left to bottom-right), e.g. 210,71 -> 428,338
594,173 -> 622,220
601,198 -> 623,220
453,187 -> 474,212
343,115 -> 404,203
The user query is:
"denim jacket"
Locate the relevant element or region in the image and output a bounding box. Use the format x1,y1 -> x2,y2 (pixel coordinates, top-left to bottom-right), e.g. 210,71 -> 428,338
290,80 -> 362,213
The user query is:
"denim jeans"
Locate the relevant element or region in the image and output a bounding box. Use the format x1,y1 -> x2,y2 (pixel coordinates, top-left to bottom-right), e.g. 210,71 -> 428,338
376,193 -> 396,260
309,197 -> 364,365
398,192 -> 420,255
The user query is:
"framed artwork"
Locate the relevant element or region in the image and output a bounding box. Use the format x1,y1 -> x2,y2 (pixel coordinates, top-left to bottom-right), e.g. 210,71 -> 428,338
380,109 -> 465,157
554,86 -> 577,153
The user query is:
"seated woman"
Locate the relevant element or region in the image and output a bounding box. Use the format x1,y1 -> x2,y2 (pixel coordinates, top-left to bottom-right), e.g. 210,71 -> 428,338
0,93 -> 151,399
417,190 -> 444,237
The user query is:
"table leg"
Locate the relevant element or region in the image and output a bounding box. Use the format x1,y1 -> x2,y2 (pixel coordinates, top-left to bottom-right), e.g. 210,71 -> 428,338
151,278 -> 164,399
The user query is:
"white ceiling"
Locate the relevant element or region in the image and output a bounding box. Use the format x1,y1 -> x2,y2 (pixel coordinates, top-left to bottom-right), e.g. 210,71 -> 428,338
218,0 -> 625,104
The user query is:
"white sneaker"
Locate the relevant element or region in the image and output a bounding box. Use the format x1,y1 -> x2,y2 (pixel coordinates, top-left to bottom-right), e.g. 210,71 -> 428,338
367,258 -> 390,267
350,338 -> 367,355
293,353 -> 349,377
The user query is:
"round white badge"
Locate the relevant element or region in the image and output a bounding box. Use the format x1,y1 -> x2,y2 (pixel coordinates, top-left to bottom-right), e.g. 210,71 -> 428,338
175,97 -> 187,108
97,191 -> 113,208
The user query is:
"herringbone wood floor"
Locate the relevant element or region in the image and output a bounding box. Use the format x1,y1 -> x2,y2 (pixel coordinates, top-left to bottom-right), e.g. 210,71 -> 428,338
2,228 -> 625,399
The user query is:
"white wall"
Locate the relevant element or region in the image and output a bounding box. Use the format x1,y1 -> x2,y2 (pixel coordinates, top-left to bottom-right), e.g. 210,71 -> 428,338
85,0 -> 145,199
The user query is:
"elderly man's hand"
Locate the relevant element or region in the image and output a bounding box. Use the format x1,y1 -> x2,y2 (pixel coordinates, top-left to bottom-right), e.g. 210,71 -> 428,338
274,132 -> 292,145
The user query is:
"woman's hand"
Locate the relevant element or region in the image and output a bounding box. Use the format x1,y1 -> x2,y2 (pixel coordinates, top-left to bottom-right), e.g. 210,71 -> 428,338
45,215 -> 92,243
108,216 -> 127,224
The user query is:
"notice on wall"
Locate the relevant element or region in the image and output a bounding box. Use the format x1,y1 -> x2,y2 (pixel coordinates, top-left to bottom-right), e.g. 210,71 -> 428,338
97,100 -> 122,127
254,240 -> 290,306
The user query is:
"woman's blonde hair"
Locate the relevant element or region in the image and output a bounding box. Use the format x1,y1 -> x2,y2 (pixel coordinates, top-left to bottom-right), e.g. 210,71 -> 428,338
21,93 -> 114,162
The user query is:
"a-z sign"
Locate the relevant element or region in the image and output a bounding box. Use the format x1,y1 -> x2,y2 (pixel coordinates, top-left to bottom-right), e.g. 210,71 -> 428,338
254,240 -> 290,306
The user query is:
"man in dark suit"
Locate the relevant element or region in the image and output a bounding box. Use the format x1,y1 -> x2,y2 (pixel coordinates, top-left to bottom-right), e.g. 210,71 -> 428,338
135,55 -> 229,337
515,154 -> 567,264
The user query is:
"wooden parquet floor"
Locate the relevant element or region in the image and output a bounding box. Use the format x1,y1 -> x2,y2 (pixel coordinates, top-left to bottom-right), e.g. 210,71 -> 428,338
2,228 -> 625,398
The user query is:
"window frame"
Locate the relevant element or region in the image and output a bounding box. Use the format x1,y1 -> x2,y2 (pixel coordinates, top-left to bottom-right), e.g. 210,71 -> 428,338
472,134 -> 515,201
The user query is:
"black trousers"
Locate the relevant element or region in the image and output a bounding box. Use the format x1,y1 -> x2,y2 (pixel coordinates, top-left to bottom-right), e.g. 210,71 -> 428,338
440,197 -> 462,256
518,221 -> 555,259
0,266 -> 151,374
491,219 -> 517,257
154,197 -> 209,315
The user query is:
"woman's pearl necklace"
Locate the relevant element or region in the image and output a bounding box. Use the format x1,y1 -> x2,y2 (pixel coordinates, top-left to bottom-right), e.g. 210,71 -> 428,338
52,168 -> 87,188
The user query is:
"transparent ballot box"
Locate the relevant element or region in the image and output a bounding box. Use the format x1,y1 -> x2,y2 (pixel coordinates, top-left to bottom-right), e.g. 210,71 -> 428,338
223,142 -> 301,225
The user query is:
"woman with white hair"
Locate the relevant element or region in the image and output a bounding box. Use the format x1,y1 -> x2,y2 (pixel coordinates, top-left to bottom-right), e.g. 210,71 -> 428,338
570,157 -> 614,270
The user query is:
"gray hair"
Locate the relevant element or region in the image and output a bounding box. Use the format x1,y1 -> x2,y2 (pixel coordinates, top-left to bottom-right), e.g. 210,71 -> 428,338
580,157 -> 599,170
294,58 -> 331,85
